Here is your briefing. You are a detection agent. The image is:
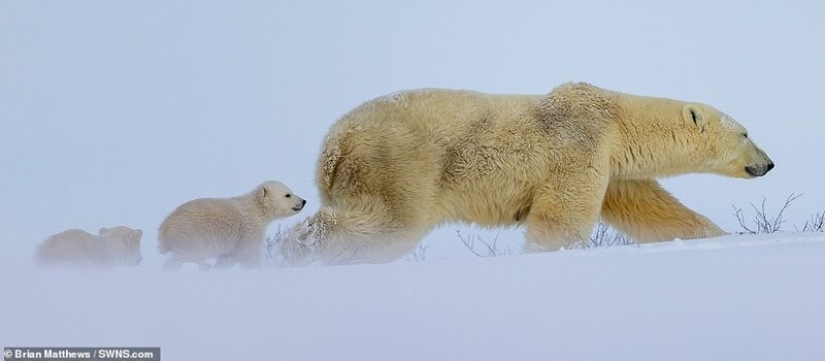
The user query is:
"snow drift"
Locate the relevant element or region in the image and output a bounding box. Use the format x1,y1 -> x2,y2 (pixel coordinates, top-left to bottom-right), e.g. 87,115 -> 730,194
2,232 -> 824,360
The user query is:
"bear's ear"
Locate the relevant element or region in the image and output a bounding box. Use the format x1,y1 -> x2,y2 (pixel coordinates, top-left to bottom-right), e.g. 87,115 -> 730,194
261,186 -> 269,199
683,104 -> 706,133
99,227 -> 108,234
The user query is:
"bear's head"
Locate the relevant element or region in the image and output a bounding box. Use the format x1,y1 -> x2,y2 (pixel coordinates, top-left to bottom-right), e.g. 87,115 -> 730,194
682,104 -> 774,179
99,226 -> 143,266
258,180 -> 307,219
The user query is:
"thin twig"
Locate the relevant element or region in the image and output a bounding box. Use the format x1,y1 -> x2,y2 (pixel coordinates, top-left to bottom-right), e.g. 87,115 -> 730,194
733,193 -> 801,234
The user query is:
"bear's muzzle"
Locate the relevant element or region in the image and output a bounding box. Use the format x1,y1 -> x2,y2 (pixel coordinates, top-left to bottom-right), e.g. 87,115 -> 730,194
745,162 -> 775,177
292,199 -> 307,212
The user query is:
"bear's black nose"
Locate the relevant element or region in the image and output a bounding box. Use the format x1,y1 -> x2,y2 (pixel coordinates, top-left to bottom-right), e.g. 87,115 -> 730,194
301,200 -> 307,206
745,163 -> 774,177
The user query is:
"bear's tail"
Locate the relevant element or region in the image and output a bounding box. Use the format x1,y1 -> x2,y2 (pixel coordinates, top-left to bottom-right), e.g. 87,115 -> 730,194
317,134 -> 342,197
157,235 -> 170,255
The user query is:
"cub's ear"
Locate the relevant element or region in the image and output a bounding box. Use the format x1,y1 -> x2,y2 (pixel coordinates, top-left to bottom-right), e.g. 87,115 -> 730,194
683,104 -> 706,133
99,227 -> 109,234
133,229 -> 143,239
261,185 -> 269,198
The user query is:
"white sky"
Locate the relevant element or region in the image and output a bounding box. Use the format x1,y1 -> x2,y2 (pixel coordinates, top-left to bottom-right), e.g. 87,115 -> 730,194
1,0 -> 823,265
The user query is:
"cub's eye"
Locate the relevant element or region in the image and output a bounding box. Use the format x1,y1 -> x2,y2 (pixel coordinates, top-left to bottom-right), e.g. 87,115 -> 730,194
285,194 -> 291,198
742,133 -> 749,139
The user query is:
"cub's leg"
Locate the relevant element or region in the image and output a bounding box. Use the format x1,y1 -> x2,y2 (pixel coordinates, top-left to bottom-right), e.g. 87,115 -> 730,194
162,256 -> 184,271
220,234 -> 265,269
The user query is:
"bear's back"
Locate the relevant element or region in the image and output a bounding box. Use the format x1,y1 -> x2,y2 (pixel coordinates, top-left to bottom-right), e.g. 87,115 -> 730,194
36,229 -> 100,266
345,89 -> 541,132
159,197 -> 246,245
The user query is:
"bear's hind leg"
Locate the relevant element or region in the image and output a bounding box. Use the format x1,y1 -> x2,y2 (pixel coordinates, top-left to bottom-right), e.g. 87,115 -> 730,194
308,195 -> 431,265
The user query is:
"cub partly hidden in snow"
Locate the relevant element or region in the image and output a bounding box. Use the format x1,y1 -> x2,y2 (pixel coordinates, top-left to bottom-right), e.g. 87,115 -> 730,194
36,226 -> 143,269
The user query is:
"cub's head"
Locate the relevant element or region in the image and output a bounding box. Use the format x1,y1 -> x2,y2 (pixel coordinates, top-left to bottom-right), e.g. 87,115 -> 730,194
682,104 -> 774,179
257,180 -> 307,219
98,226 -> 143,266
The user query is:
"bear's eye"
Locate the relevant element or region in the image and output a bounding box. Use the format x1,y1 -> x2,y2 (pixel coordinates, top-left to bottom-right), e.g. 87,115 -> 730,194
742,133 -> 748,139
285,194 -> 291,198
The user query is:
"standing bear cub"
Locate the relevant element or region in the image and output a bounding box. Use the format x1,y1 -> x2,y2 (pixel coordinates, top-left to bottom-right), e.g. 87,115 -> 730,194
278,82 -> 774,265
159,181 -> 305,270
36,226 -> 143,269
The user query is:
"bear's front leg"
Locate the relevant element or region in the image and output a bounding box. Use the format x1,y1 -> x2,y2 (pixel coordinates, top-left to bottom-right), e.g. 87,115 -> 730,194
600,179 -> 726,243
524,172 -> 609,252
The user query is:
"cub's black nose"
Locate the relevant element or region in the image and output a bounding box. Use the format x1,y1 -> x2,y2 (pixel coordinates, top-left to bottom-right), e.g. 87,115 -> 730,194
767,162 -> 775,172
302,200 -> 307,206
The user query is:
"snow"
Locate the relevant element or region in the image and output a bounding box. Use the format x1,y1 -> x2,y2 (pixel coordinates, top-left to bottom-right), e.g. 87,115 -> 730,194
2,232 -> 824,361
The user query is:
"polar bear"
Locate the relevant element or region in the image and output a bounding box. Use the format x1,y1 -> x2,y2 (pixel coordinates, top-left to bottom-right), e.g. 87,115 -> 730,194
159,181 -> 306,270
277,82 -> 774,265
35,226 -> 143,269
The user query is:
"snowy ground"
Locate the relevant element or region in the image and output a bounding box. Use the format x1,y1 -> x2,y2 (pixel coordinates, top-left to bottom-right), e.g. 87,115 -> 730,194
2,232 -> 824,361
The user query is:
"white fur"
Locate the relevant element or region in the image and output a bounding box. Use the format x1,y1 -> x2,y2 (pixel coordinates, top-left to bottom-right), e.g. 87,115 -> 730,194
158,181 -> 305,270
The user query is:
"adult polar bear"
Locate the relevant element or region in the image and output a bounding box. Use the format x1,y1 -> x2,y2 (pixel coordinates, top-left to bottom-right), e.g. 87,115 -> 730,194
279,82 -> 773,265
